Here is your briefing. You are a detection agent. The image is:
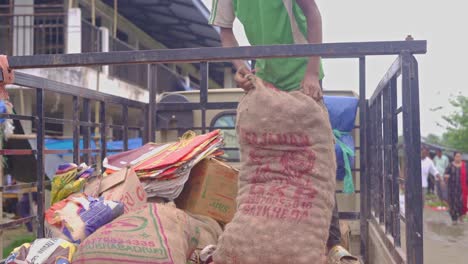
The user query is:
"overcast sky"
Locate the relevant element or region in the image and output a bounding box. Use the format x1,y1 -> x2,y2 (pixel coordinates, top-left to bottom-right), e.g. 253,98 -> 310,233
202,0 -> 467,136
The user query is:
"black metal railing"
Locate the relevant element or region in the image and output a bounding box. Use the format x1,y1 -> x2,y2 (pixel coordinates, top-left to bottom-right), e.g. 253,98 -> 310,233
5,40 -> 427,264
365,52 -> 423,264
0,72 -> 148,239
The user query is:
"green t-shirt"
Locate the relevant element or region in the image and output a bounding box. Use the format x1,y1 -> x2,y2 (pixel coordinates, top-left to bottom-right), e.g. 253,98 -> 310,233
210,0 -> 324,91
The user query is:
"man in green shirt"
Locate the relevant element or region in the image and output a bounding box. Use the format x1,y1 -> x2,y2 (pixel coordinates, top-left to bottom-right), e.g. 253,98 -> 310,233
210,1 -> 358,262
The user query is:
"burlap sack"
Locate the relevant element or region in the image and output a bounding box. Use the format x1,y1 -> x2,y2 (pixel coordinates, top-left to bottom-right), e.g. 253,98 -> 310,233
214,76 -> 336,264
186,214 -> 223,264
73,203 -> 200,264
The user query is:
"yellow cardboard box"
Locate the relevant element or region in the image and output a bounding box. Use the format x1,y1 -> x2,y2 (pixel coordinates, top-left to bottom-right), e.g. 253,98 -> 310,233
176,158 -> 238,224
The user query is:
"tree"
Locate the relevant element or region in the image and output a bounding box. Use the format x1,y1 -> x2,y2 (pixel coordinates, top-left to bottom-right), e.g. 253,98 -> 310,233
425,133 -> 444,146
442,95 -> 468,152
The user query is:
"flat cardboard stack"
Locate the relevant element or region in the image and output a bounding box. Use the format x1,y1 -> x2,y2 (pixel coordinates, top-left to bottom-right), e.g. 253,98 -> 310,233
176,158 -> 239,224
103,130 -> 224,200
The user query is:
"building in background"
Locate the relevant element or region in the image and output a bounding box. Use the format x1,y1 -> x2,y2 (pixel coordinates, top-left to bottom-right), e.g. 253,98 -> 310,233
0,0 -> 235,142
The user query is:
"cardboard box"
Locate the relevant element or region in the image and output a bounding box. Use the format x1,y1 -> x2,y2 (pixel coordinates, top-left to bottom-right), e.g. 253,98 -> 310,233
84,167 -> 147,213
176,158 -> 239,224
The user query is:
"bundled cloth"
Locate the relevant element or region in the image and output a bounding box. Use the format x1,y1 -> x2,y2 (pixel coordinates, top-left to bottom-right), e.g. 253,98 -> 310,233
103,130 -> 224,199
5,238 -> 76,264
45,193 -> 124,244
214,75 -> 336,264
323,96 -> 359,193
73,203 -> 222,264
51,163 -> 95,205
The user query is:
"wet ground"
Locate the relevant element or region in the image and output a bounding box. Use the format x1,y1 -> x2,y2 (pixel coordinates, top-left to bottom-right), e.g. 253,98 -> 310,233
424,208 -> 468,264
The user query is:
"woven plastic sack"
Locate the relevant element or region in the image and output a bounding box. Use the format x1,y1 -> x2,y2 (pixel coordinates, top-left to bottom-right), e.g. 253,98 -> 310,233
5,238 -> 76,264
213,75 -> 336,264
45,193 -> 124,243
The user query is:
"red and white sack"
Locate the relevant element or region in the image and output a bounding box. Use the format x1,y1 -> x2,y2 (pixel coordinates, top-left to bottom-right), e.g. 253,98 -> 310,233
214,76 -> 336,264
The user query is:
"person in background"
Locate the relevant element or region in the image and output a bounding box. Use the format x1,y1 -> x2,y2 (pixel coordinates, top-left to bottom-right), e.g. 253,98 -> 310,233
444,152 -> 468,225
427,151 -> 436,194
209,0 -> 358,262
421,147 -> 440,196
434,149 -> 449,202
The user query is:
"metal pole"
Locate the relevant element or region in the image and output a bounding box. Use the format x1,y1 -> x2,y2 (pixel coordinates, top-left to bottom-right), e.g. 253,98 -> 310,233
36,88 -> 45,238
383,84 -> 393,233
113,0 -> 117,37
147,64 -> 157,142
82,98 -> 91,164
100,101 -> 107,166
7,41 -> 428,69
401,52 -> 423,264
376,95 -> 384,223
200,62 -> 208,133
358,56 -> 368,261
390,77 -> 401,247
72,96 -> 80,164
122,105 -> 128,151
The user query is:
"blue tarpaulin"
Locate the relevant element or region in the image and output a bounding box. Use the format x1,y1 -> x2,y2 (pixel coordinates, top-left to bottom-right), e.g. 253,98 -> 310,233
45,138 -> 143,156
323,96 -> 359,189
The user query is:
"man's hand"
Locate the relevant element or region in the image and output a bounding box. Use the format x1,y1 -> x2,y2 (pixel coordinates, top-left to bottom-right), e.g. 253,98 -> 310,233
301,73 -> 323,101
235,66 -> 255,91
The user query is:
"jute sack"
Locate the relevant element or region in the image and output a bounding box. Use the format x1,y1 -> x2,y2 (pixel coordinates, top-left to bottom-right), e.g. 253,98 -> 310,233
186,214 -> 223,264
214,76 -> 336,264
73,203 -> 200,264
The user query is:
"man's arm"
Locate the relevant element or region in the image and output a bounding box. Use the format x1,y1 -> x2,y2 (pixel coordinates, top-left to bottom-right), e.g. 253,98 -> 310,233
430,161 -> 441,179
220,28 -> 250,71
296,0 -> 323,100
220,27 -> 254,91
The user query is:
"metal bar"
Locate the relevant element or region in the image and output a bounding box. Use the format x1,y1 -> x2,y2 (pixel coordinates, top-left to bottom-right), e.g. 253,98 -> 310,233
82,98 -> 91,164
0,149 -> 35,155
401,52 -> 423,264
100,101 -> 107,164
44,117 -> 73,124
8,41 -> 427,69
72,96 -> 80,164
78,121 -> 101,128
0,216 -> 36,230
358,56 -> 368,261
390,76 -> 401,247
200,62 -> 208,133
377,95 -> 384,223
383,84 -> 393,234
156,102 -> 239,111
106,149 -> 124,153
44,149 -> 73,154
143,105 -> 149,144
13,72 -> 146,108
338,212 -> 361,220
1,182 -> 50,192
369,56 -> 402,104
148,64 -> 156,142
36,88 -> 45,238
371,103 -> 378,216
122,105 -> 129,151
109,124 -> 124,130
0,114 -> 35,121
80,149 -> 101,154
336,190 -> 361,194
